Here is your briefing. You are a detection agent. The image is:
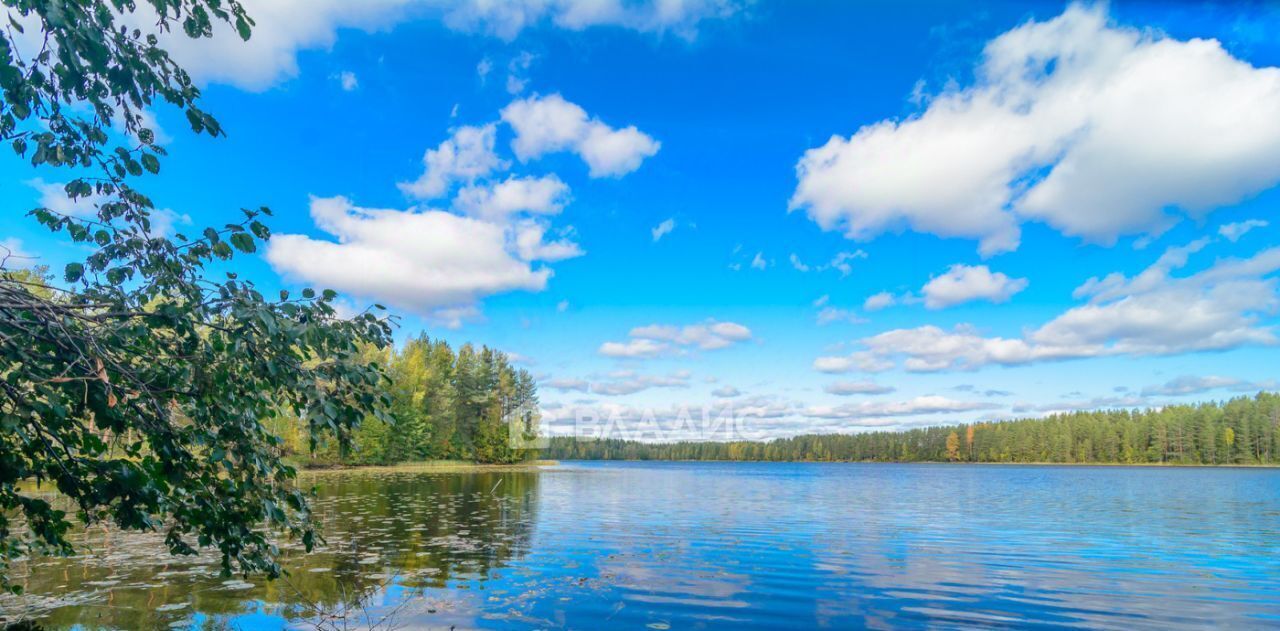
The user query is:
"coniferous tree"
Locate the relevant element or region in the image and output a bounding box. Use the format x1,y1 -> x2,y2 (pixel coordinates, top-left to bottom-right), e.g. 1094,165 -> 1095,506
543,394 -> 1280,465
278,336 -> 539,466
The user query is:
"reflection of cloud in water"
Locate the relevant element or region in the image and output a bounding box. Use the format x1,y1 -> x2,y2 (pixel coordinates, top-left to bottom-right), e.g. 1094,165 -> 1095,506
7,463 -> 1280,630
597,557 -> 752,609
798,465 -> 1280,629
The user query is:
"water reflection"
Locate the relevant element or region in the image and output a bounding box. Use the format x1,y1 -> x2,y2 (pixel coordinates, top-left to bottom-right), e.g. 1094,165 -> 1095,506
5,463 -> 1280,630
3,469 -> 539,629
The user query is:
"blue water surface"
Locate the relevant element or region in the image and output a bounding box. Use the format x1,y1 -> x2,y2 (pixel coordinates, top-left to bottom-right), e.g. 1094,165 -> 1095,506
8,462 -> 1280,629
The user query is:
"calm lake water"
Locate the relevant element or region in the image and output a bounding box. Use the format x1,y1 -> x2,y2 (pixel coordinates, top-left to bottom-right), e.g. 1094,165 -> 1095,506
4,461 -> 1280,629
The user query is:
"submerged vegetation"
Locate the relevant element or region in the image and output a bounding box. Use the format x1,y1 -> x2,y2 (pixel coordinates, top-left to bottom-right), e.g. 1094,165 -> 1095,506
544,394 -> 1280,465
2,469 -> 541,628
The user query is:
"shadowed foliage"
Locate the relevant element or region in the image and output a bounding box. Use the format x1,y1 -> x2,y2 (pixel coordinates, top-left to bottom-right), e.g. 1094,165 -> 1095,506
0,0 -> 392,589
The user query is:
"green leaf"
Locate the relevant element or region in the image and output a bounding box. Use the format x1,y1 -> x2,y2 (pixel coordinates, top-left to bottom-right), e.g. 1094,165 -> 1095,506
235,15 -> 252,41
64,180 -> 92,199
0,0 -> 398,593
230,232 -> 256,253
185,108 -> 205,133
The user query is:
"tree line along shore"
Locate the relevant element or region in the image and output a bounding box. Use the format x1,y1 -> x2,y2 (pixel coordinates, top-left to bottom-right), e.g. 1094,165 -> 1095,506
294,351 -> 1279,467
542,394 -> 1280,465
268,334 -> 540,467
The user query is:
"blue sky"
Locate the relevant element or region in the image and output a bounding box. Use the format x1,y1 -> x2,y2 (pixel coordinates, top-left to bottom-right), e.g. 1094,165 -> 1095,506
4,1 -> 1279,440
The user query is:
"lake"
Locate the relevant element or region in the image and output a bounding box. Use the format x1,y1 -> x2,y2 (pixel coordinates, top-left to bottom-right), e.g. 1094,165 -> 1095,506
4,462 -> 1279,629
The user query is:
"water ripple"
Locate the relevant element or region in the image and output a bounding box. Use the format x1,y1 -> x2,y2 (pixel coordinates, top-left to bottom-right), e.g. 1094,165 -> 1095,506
4,462 -> 1279,630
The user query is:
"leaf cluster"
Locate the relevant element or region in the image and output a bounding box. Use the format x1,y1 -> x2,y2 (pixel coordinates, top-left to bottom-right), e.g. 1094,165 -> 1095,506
0,0 -> 392,591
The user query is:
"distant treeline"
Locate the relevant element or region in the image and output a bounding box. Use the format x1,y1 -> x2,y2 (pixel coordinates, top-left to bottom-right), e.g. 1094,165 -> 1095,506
271,334 -> 539,465
544,394 -> 1280,465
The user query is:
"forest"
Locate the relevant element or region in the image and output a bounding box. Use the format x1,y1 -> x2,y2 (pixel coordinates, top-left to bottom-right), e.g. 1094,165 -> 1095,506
542,394 -> 1280,465
268,334 -> 540,466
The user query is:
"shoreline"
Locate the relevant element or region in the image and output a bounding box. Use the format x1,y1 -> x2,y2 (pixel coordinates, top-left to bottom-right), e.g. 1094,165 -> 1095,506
295,459 -> 560,475
552,459 -> 1280,469
288,458 -> 1280,473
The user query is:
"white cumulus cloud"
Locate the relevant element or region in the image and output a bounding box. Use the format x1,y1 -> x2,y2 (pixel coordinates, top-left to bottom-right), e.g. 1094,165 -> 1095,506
921,264 -> 1028,309
600,319 -> 753,358
454,174 -> 570,220
790,4 -> 1280,255
813,352 -> 894,374
501,94 -> 660,177
398,124 -> 506,200
819,241 -> 1280,372
598,338 -> 669,359
512,221 -> 583,262
863,292 -> 897,312
143,0 -> 413,91
266,195 -> 579,320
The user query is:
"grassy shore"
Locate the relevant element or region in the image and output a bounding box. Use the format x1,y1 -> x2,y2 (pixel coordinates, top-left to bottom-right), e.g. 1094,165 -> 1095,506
292,459 -> 560,474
